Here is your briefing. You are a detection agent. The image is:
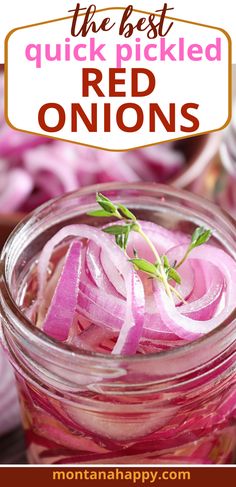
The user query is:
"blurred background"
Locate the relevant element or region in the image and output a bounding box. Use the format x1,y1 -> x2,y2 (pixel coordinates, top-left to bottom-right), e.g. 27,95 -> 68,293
0,64 -> 236,463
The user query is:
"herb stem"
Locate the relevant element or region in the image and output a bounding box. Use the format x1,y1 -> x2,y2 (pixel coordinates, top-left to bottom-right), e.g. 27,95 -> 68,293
137,226 -> 174,303
169,285 -> 187,304
175,250 -> 191,269
90,194 -> 211,306
115,211 -> 123,220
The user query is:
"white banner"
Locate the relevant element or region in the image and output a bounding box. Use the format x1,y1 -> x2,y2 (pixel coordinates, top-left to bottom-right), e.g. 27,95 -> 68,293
6,6 -> 230,150
1,1 -> 236,63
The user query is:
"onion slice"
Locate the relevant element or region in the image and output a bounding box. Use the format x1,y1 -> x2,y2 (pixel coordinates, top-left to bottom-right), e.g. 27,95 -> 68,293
38,225 -> 145,355
153,244 -> 236,340
42,240 -> 82,341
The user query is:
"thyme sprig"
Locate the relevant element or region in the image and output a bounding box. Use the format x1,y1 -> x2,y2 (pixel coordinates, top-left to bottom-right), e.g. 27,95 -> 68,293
88,193 -> 212,303
175,227 -> 212,269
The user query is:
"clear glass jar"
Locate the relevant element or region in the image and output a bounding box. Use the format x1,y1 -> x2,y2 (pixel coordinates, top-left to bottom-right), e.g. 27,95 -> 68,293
0,183 -> 236,465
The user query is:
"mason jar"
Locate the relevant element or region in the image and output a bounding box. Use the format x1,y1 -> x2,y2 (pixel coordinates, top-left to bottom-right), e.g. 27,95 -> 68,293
0,183 -> 236,465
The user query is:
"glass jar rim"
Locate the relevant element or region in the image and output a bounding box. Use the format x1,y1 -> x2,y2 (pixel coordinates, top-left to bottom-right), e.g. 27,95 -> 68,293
1,182 -> 236,368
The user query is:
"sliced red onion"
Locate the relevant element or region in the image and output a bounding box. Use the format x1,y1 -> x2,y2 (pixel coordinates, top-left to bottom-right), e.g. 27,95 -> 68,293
24,146 -> 79,194
168,260 -> 195,306
143,295 -> 180,341
42,240 -> 82,341
0,168 -> 33,212
76,274 -> 179,342
186,260 -> 207,302
31,409 -> 109,453
111,271 -> 144,355
34,220 -> 236,353
153,245 -> 236,340
75,268 -> 178,343
179,266 -> 224,321
126,143 -> 185,182
64,398 -> 178,442
38,225 -> 145,355
70,323 -> 117,354
0,124 -> 45,158
77,273 -> 125,331
86,241 -> 115,292
99,220 -> 183,298
100,249 -> 126,298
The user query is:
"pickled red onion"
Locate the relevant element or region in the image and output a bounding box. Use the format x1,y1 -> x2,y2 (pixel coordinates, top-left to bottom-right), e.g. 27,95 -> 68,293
153,245 -> 236,340
43,241 -> 82,341
39,225 -> 145,355
34,222 -> 236,355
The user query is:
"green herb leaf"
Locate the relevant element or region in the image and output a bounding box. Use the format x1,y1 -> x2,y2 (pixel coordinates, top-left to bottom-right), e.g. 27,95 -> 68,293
176,226 -> 212,270
167,268 -> 182,285
162,255 -> 181,284
103,225 -> 130,236
97,200 -> 117,214
163,255 -> 170,269
131,223 -> 141,232
129,258 -> 158,276
115,232 -> 129,250
96,193 -> 117,214
96,193 -> 112,203
87,209 -> 113,217
190,227 -> 212,250
118,204 -> 136,221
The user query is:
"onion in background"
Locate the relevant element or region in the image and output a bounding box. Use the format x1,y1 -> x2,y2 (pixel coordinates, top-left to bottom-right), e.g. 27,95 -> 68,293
0,74 -> 185,213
